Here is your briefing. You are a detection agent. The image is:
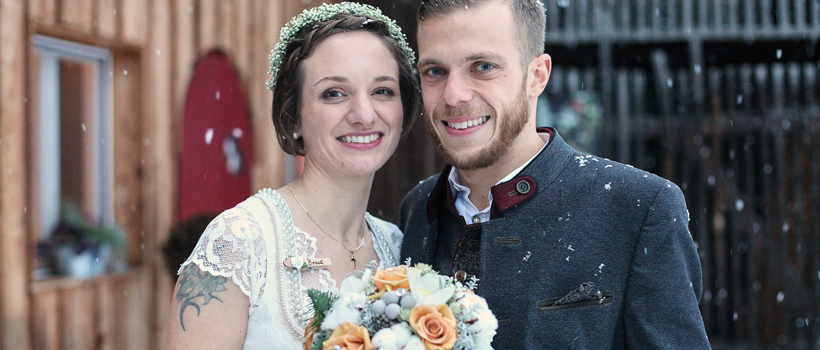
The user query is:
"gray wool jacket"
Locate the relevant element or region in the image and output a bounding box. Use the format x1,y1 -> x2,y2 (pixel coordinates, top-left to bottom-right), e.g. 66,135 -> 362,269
399,128 -> 710,349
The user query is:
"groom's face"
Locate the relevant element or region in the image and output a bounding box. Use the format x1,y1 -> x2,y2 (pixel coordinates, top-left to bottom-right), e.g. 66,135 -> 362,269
417,1 -> 531,170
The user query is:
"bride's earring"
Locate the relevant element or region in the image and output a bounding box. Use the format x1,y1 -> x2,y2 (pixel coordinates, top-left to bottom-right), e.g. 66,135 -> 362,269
293,131 -> 300,139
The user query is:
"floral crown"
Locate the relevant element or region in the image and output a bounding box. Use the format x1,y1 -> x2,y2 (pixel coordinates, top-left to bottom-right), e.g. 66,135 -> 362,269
266,2 -> 415,91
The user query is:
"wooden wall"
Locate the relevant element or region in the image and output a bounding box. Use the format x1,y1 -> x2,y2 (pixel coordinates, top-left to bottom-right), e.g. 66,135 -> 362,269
1,0 -> 31,349
0,0 -> 328,349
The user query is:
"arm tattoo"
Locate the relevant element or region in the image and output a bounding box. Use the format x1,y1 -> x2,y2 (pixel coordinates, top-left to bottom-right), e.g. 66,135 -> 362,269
176,265 -> 228,331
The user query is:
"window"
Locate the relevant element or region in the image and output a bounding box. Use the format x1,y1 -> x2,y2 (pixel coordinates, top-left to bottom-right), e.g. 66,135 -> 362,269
31,36 -> 113,238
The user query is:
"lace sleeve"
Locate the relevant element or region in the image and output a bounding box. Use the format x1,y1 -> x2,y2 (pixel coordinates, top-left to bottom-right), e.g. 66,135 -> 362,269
179,206 -> 267,309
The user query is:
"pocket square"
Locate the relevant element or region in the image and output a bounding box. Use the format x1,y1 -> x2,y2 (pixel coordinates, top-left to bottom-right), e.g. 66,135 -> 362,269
551,282 -> 604,306
537,282 -> 613,311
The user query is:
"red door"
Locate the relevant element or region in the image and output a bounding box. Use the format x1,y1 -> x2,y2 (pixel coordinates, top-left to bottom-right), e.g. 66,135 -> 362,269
177,51 -> 254,222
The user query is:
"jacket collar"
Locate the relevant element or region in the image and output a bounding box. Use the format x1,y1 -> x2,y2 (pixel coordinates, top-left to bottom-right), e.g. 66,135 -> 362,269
426,127 -> 575,223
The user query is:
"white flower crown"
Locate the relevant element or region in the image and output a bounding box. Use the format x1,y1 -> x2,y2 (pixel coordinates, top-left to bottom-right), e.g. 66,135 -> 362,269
266,2 -> 415,91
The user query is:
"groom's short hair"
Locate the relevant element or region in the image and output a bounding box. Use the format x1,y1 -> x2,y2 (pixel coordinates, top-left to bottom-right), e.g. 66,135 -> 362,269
417,0 -> 546,64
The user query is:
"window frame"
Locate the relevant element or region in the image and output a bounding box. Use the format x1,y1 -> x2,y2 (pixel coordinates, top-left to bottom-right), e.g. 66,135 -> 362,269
32,35 -> 114,238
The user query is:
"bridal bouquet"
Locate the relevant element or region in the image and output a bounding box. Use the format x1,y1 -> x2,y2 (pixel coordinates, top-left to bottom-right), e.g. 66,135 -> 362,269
303,259 -> 497,350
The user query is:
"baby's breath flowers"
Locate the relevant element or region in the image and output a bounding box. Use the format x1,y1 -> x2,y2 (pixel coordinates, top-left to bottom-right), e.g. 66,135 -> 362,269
266,2 -> 415,91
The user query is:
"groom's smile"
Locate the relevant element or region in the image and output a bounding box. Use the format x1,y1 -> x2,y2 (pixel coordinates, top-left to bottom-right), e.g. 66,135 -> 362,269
417,1 -> 533,170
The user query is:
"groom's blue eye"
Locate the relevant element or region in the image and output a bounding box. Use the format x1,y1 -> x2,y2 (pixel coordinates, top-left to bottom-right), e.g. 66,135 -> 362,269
476,62 -> 494,71
427,67 -> 445,77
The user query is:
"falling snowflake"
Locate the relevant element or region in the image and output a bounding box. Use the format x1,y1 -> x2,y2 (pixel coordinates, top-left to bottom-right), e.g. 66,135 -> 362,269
604,182 -> 612,190
205,128 -> 214,145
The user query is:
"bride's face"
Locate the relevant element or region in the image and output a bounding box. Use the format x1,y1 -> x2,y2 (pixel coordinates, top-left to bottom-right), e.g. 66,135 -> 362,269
297,31 -> 403,178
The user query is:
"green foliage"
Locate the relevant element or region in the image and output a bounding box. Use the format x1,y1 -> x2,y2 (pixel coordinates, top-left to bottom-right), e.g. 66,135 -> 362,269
60,202 -> 125,248
310,329 -> 332,350
464,275 -> 480,291
398,307 -> 411,322
307,289 -> 338,329
414,262 -> 436,276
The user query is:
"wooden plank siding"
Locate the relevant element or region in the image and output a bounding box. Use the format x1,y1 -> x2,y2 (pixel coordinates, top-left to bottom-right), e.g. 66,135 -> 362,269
1,0 -> 33,348
0,0 -> 328,349
545,0 -> 820,43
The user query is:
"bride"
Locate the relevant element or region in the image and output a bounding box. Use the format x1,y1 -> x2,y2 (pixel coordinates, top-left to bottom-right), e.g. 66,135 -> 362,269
164,3 -> 419,349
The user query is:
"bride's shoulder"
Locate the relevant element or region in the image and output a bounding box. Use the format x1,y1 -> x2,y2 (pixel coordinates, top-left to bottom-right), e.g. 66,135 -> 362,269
201,191 -> 282,240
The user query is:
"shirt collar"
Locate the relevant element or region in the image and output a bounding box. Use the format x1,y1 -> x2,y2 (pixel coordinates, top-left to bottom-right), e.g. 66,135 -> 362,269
427,127 -> 574,223
447,133 -> 550,198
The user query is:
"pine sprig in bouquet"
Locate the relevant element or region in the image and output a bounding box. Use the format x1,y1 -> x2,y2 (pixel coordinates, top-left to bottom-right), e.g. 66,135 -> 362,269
304,259 -> 497,350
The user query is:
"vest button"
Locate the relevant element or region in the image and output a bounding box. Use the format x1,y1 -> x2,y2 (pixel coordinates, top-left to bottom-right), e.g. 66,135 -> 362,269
516,180 -> 531,194
455,270 -> 467,282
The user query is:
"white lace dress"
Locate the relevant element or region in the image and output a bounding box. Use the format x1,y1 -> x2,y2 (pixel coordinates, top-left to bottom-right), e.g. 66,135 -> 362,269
179,189 -> 403,349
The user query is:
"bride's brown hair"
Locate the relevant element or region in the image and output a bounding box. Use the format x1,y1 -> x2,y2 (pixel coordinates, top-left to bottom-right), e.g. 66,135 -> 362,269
271,13 -> 420,156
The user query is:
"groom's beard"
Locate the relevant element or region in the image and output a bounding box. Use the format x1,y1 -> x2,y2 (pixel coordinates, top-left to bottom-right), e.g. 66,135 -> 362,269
425,85 -> 530,171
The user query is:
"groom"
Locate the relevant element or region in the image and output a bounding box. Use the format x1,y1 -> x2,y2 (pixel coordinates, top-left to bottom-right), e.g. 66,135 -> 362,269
399,0 -> 711,348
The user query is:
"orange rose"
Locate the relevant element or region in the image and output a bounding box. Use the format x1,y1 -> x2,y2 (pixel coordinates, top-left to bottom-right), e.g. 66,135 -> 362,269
409,304 -> 458,350
322,322 -> 373,350
371,265 -> 410,292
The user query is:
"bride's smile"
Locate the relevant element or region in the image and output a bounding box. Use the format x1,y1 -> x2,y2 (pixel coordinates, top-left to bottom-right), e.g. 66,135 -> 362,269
297,31 -> 403,178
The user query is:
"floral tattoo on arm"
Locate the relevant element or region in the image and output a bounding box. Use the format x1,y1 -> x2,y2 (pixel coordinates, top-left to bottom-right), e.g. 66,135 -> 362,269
176,264 -> 228,331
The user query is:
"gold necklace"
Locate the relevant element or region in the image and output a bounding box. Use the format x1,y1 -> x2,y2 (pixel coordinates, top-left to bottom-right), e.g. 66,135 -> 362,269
288,183 -> 366,269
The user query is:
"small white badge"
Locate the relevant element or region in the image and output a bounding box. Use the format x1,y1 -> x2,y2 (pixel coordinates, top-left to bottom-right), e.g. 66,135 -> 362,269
283,256 -> 331,270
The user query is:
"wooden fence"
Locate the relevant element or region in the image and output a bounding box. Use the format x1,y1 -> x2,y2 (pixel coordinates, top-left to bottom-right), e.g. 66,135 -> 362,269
545,0 -> 820,42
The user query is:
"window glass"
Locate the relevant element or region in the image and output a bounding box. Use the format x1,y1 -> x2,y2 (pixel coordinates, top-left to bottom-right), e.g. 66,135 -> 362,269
32,36 -> 113,238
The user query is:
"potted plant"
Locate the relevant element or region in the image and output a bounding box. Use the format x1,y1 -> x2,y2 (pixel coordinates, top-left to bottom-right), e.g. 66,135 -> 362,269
43,204 -> 126,279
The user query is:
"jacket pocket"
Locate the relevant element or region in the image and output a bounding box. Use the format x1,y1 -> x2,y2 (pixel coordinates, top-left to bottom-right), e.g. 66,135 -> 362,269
537,292 -> 614,312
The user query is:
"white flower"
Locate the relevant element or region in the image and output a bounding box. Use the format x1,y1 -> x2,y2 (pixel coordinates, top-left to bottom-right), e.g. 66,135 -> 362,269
407,267 -> 455,305
402,335 -> 426,350
320,293 -> 366,330
372,327 -> 397,349
372,323 -> 412,349
467,308 -> 498,335
453,290 -> 497,350
339,268 -> 372,296
454,290 -> 489,311
465,309 -> 497,349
